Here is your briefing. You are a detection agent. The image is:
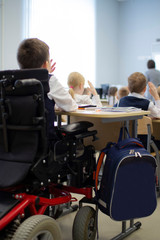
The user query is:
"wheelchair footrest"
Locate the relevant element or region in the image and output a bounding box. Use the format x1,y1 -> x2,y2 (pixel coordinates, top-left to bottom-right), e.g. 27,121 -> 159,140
0,191 -> 19,219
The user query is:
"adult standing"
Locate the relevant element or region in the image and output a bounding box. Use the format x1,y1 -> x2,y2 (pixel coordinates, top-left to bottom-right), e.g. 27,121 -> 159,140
145,59 -> 160,86
145,59 -> 160,99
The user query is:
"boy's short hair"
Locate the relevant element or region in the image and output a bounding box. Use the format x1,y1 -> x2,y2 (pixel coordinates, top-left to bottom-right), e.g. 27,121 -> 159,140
147,59 -> 155,69
17,38 -> 49,69
118,87 -> 129,99
128,72 -> 147,93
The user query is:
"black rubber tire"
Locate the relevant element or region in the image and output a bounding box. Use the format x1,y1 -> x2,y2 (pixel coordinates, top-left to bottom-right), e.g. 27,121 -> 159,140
135,221 -> 142,230
72,206 -> 97,240
12,215 -> 62,240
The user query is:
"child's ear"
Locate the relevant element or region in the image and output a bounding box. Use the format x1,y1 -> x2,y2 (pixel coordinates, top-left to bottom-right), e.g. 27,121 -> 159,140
79,82 -> 83,89
41,61 -> 49,69
142,86 -> 147,94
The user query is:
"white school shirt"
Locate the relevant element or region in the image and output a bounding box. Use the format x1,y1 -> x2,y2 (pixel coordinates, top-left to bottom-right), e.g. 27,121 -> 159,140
47,75 -> 78,111
129,92 -> 160,118
74,94 -> 102,107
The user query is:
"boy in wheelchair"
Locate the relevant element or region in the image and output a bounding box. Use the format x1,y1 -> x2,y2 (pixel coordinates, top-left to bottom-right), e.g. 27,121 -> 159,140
0,39 -> 97,239
17,37 -> 79,145
15,37 -> 97,187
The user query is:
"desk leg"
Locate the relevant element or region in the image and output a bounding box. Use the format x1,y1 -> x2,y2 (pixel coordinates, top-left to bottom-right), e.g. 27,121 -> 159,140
132,119 -> 137,138
57,115 -> 62,128
67,115 -> 70,124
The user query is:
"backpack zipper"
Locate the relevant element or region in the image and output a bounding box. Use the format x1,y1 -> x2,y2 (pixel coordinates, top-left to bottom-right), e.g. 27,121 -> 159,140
135,152 -> 142,157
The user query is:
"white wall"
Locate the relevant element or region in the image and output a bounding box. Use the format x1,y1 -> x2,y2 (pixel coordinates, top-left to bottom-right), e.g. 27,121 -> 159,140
1,0 -> 160,88
0,0 -> 119,85
96,0 -> 160,86
118,0 -> 160,85
96,0 -> 119,87
0,0 -> 26,70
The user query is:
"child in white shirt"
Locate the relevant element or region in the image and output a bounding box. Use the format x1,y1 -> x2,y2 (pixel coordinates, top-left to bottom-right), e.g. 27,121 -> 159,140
67,72 -> 102,107
17,38 -> 78,112
17,38 -> 78,143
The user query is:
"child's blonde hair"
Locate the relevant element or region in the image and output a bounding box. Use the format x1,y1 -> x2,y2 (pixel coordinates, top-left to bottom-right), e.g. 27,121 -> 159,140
128,72 -> 147,93
67,72 -> 85,99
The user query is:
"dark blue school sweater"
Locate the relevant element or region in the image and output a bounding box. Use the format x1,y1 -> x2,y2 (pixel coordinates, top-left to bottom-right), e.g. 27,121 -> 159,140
118,96 -> 150,110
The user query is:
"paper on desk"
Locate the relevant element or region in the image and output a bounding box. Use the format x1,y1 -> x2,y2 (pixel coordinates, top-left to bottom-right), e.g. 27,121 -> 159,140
100,107 -> 142,112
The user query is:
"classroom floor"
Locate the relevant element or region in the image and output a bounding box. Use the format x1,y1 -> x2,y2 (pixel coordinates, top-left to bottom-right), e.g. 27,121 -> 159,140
57,194 -> 160,240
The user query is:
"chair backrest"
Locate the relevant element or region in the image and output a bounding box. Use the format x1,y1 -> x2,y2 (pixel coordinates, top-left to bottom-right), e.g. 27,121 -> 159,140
138,117 -> 160,189
137,116 -> 153,153
0,69 -> 49,188
137,116 -> 153,135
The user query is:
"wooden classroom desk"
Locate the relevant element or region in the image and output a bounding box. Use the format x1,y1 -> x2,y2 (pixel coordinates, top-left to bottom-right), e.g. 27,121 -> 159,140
152,119 -> 160,140
56,109 -> 150,151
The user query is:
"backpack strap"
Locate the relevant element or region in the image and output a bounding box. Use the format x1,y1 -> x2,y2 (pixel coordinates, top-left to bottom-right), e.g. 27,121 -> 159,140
95,142 -> 113,191
117,138 -> 144,149
117,126 -> 144,149
95,151 -> 105,191
118,126 -> 130,142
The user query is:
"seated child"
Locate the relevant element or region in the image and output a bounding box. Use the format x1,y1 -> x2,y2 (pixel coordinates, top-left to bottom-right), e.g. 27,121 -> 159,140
114,86 -> 129,107
67,72 -> 102,107
108,86 -> 118,106
17,38 -> 78,113
118,72 -> 160,117
17,38 -> 78,145
118,86 -> 129,99
117,72 -> 160,149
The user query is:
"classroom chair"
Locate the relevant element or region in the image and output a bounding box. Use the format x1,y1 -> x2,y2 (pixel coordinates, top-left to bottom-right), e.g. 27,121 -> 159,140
137,116 -> 160,192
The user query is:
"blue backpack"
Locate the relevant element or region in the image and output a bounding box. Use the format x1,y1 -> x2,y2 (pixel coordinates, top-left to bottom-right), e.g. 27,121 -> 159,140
95,127 -> 157,221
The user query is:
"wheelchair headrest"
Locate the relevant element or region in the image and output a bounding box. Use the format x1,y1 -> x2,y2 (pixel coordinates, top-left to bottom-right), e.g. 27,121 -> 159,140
0,69 -> 49,95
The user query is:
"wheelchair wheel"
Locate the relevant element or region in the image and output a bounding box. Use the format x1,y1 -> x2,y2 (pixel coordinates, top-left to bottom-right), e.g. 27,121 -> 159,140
72,206 -> 97,240
12,215 -> 62,240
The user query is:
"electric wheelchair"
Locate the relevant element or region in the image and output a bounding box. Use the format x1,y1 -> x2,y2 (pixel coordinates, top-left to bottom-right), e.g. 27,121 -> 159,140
0,69 -> 97,240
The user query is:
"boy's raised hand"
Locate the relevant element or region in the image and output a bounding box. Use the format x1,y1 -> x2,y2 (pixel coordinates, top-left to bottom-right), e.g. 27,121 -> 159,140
88,80 -> 97,96
50,59 -> 56,73
148,82 -> 160,100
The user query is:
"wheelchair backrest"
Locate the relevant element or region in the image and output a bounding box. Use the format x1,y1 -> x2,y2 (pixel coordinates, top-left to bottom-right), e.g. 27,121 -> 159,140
0,69 -> 49,188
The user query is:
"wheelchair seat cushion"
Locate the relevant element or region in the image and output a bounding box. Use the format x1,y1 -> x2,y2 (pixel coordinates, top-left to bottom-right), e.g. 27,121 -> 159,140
0,161 -> 31,188
59,121 -> 93,136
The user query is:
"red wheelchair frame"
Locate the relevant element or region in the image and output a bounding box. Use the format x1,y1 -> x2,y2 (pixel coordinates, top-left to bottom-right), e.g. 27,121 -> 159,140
0,184 -> 93,230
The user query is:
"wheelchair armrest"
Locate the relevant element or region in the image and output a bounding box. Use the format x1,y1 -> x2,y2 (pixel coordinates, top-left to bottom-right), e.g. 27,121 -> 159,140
58,121 -> 94,136
76,130 -> 98,141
